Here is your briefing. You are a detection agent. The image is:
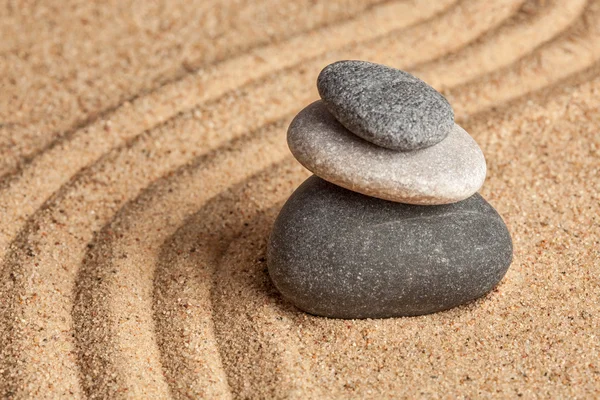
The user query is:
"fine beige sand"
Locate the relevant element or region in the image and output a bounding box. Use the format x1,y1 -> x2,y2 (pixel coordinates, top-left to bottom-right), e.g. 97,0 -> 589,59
1,0 -> 599,398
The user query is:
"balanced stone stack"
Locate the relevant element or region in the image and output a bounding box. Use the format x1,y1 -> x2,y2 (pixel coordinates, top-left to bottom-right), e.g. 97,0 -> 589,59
268,61 -> 513,319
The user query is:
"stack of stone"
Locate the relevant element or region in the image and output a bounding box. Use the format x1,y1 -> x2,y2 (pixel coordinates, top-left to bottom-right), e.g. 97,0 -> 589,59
268,61 -> 512,319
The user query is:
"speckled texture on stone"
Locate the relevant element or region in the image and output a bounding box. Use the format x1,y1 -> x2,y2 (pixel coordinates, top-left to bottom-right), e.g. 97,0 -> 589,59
317,60 -> 454,151
268,176 -> 513,319
287,101 -> 486,205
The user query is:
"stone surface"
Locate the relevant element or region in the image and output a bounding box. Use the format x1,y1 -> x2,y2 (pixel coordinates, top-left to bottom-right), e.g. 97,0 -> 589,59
287,101 -> 486,205
317,60 -> 454,151
268,176 -> 513,319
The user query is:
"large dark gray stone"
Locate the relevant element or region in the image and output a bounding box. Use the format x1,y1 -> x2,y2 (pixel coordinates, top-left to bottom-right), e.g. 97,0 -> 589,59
268,176 -> 513,319
317,60 -> 454,151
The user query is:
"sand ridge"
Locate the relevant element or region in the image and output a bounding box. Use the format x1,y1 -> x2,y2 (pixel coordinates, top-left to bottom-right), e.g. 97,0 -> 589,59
0,0 -> 599,398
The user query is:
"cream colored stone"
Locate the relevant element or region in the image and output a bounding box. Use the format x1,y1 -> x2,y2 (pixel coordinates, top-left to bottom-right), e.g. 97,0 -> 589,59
287,101 -> 486,205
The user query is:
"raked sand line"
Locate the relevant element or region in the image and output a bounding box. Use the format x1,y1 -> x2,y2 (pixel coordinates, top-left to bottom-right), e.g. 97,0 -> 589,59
154,199 -> 241,399
0,0 -> 451,179
73,123 -> 291,399
212,205 -> 326,399
154,161 -> 307,400
0,0 -> 454,266
0,0 -> 389,57
448,0 -> 600,117
352,0 -> 525,66
413,0 -> 587,89
0,67 -> 314,395
0,0 -> 390,176
460,61 -> 600,222
0,74 -> 308,396
1,3 -> 597,395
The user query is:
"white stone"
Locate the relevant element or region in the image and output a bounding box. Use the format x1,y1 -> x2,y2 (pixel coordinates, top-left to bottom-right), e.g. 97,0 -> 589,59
287,101 -> 486,205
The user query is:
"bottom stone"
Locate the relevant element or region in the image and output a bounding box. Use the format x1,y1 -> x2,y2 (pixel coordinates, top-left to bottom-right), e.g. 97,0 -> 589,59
268,176 -> 513,319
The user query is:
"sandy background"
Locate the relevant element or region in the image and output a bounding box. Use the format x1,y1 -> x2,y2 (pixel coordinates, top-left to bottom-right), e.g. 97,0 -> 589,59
0,0 -> 599,398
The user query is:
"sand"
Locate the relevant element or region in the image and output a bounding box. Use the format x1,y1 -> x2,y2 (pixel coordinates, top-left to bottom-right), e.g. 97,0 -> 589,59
0,0 -> 599,398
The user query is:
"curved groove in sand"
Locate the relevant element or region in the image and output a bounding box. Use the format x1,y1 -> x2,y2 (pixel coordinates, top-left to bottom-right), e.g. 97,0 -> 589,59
211,204 -> 325,399
73,122 -> 291,398
0,0 -> 453,181
413,0 -> 588,89
0,0 -> 455,268
333,0 -> 526,67
0,93 -> 295,396
0,0 -> 397,177
153,161 -> 305,399
2,0 -> 600,398
0,0 -> 397,56
447,0 -> 600,117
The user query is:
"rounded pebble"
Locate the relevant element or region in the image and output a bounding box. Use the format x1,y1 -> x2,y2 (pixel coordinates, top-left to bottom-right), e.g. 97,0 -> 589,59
317,60 -> 454,151
287,101 -> 486,205
268,176 -> 513,319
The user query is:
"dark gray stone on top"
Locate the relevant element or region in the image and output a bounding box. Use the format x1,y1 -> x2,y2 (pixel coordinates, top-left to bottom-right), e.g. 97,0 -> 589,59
317,60 -> 454,151
268,176 -> 513,319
